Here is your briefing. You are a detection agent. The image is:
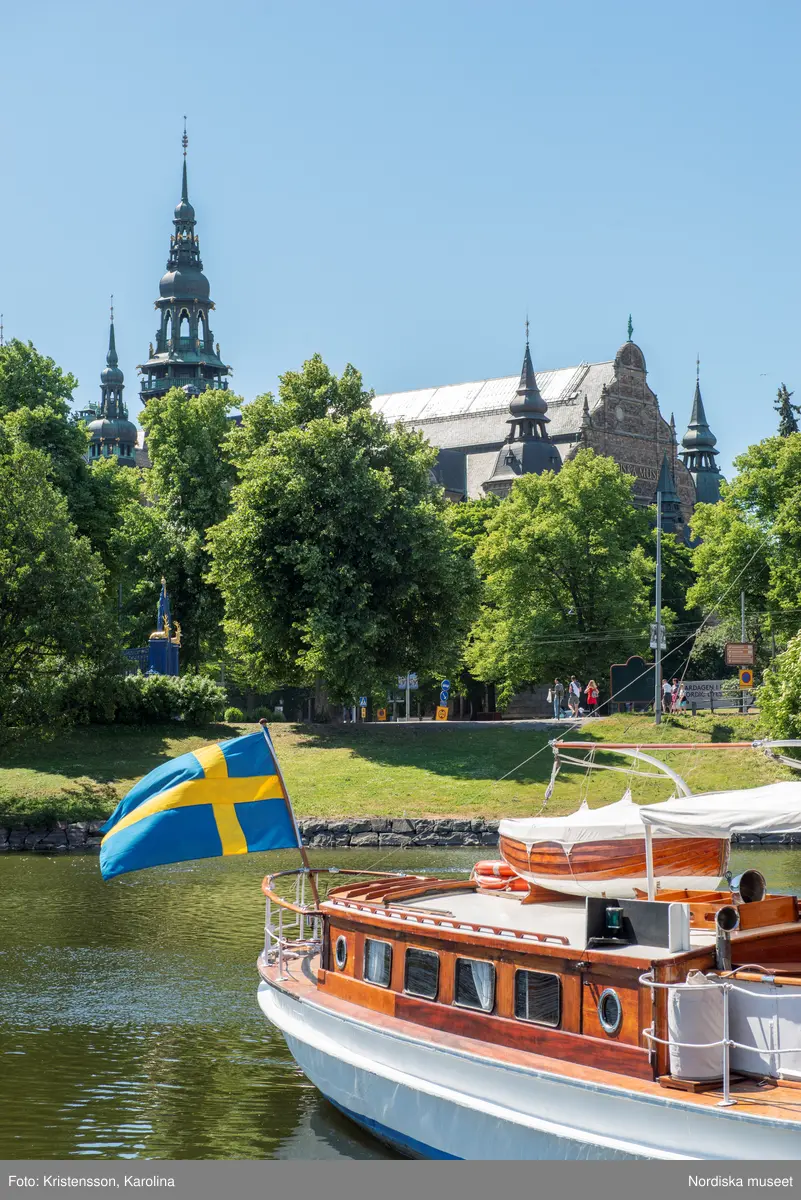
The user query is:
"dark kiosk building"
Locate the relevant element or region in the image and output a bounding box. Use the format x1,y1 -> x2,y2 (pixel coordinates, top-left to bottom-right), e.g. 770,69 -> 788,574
138,126 -> 231,402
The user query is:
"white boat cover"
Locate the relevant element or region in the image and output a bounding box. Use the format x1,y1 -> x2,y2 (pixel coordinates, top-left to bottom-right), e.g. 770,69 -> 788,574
498,791 -> 684,850
640,780 -> 801,839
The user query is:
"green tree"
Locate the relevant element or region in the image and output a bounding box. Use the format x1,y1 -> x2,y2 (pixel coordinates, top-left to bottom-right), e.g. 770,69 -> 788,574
465,449 -> 653,705
774,383 -> 801,438
689,435 -> 801,642
0,432 -> 112,730
0,339 -> 94,531
120,387 -> 237,668
208,354 -> 476,702
759,631 -> 801,739
443,493 -> 500,562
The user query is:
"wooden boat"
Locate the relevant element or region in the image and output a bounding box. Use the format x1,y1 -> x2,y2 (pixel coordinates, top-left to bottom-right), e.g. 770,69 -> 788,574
499,794 -> 728,898
257,780 -> 801,1159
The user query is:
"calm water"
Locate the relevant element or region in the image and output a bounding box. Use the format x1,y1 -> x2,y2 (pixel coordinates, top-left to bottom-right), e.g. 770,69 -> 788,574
3,847 -> 801,1160
0,847 -> 487,1160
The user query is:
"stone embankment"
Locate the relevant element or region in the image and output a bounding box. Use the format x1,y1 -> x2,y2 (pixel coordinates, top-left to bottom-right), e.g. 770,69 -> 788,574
0,818 -> 795,853
0,817 -> 503,853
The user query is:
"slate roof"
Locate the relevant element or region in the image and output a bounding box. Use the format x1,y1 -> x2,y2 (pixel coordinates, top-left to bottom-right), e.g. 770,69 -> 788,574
372,361 -> 617,450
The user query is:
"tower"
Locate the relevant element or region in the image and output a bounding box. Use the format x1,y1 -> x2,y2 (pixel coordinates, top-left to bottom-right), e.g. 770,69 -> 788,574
138,123 -> 230,402
86,304 -> 138,468
654,451 -> 682,534
680,360 -> 722,505
484,324 -> 562,497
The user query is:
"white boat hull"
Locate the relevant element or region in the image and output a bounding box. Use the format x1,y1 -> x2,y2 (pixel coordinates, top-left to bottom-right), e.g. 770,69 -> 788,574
519,874 -> 720,899
258,978 -> 801,1160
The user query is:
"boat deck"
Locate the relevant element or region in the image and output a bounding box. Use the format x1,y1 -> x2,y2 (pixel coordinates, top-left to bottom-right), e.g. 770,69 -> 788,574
403,888 -> 716,960
260,952 -> 801,1128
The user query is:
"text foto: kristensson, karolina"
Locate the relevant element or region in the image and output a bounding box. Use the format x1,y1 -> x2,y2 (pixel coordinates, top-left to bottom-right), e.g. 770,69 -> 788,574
8,1178 -> 175,1189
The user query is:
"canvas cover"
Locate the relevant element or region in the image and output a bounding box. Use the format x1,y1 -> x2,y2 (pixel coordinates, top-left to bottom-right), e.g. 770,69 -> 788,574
639,781 -> 801,839
498,791 -> 683,850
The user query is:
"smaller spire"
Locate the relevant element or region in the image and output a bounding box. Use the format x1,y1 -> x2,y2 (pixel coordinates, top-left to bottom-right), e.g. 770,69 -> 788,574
627,314 -> 633,342
525,312 -> 529,344
181,117 -> 189,205
0,313 -> 4,347
697,352 -> 700,381
107,297 -> 118,368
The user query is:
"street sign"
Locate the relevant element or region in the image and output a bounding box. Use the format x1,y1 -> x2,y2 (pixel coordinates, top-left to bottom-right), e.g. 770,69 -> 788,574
649,623 -> 666,650
435,706 -> 449,721
360,706 -> 367,719
441,679 -> 451,692
739,667 -> 754,689
359,696 -> 367,708
376,708 -> 387,721
407,672 -> 418,690
725,643 -> 755,666
397,675 -> 407,689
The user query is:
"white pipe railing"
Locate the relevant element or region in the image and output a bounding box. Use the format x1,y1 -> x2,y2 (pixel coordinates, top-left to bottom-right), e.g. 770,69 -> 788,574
640,971 -> 801,1106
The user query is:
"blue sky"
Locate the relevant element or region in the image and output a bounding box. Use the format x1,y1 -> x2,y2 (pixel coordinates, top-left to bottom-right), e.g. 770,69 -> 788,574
2,0 -> 799,475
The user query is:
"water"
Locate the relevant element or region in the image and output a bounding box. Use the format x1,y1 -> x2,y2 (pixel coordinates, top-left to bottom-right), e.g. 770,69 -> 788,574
2,847 -> 801,1160
0,848 -> 485,1160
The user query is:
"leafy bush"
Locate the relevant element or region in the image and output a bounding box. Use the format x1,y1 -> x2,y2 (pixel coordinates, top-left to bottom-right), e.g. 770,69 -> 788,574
759,635 -> 801,738
224,706 -> 245,723
178,675 -> 226,724
269,710 -> 286,722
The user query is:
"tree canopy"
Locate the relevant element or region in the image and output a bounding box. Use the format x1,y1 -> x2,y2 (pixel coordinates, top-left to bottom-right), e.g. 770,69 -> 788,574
465,450 -> 654,704
774,383 -> 801,438
208,354 -> 477,702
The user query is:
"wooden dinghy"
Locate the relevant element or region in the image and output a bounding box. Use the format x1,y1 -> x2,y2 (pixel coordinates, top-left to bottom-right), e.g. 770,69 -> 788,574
499,793 -> 729,899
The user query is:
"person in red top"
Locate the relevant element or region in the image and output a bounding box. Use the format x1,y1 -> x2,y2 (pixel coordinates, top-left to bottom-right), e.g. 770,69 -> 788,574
585,679 -> 599,716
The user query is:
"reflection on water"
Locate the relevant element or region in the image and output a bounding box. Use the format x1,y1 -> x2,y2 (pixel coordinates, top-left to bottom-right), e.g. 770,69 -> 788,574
2,847 -> 800,1159
0,848 -> 484,1160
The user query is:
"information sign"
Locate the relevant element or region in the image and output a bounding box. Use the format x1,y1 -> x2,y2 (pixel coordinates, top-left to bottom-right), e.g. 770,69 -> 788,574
359,695 -> 367,708
649,622 -> 666,650
725,643 -> 755,666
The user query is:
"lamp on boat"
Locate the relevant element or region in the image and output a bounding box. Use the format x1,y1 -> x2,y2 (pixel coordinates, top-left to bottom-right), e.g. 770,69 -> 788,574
605,906 -> 624,936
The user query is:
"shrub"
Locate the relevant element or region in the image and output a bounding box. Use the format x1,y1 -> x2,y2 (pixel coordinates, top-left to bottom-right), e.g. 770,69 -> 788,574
224,706 -> 245,723
179,675 -> 226,725
759,634 -> 801,738
269,709 -> 286,722
255,706 -> 273,720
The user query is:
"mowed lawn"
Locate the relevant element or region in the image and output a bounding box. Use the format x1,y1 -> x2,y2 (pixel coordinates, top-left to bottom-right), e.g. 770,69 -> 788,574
0,713 -> 793,827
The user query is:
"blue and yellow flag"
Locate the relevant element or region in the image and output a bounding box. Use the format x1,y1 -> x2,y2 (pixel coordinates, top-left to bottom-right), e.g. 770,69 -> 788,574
99,729 -> 300,881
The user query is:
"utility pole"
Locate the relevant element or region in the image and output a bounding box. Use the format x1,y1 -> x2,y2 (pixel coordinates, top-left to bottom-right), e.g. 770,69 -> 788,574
654,491 -> 662,726
741,591 -> 747,715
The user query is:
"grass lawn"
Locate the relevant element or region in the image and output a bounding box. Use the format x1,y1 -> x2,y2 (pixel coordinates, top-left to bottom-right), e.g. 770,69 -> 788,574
0,713 -> 793,827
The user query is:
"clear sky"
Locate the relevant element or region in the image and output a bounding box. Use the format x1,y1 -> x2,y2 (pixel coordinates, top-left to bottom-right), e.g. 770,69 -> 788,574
2,0 -> 799,475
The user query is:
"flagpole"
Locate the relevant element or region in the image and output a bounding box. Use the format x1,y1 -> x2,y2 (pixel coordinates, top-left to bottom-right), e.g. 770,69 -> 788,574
259,719 -> 320,907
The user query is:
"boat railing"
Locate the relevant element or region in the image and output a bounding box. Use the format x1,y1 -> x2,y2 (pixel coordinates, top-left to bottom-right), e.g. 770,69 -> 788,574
639,970 -> 801,1107
261,868 -> 416,979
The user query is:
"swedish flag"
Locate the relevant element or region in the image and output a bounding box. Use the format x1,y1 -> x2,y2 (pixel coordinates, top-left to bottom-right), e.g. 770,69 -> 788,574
99,729 -> 300,881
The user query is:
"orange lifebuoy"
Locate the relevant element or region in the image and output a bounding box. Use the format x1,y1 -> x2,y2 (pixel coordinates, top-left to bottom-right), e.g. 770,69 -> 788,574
472,860 -> 516,879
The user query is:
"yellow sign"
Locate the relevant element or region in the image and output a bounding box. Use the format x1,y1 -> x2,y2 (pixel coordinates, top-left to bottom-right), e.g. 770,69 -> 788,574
360,706 -> 367,719
435,705 -> 449,721
376,707 -> 387,721
739,668 -> 754,689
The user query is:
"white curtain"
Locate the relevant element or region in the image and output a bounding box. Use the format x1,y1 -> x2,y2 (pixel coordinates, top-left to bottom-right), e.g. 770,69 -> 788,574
470,960 -> 494,1011
365,940 -> 390,985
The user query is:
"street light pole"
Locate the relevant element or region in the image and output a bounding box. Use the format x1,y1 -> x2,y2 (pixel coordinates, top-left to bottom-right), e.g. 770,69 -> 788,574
654,490 -> 662,727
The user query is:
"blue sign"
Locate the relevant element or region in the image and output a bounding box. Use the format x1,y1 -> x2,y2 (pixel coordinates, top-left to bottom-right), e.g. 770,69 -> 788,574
441,679 -> 451,692
359,696 -> 367,708
439,691 -> 449,706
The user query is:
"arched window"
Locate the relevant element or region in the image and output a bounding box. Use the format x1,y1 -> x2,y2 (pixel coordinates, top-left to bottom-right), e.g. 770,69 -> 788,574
164,311 -> 172,344
197,312 -> 206,344
179,310 -> 190,339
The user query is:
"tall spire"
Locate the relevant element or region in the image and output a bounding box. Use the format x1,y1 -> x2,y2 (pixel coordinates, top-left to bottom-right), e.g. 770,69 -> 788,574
654,452 -> 682,533
484,322 -> 561,496
627,314 -> 633,342
107,294 -> 118,368
137,124 -> 230,402
680,357 -> 721,505
86,303 -> 137,468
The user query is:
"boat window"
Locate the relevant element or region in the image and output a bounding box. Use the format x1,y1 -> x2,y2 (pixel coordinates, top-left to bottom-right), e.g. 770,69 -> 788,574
404,948 -> 439,1000
334,936 -> 348,970
454,957 -> 495,1013
363,938 -> 392,988
598,988 -> 623,1035
514,970 -> 561,1027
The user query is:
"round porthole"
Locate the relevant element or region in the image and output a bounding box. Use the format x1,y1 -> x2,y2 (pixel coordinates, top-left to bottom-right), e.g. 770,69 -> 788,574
598,988 -> 622,1035
334,936 -> 348,970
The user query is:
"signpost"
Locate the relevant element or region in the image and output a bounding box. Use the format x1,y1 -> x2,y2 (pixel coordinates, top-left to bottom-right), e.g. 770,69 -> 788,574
438,678 -> 451,721
725,643 -> 755,666
739,667 -> 754,689
376,708 -> 387,721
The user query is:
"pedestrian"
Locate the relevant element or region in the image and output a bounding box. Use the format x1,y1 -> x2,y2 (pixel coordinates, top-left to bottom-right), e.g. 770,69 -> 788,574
670,677 -> 679,712
661,677 -> 672,714
585,679 -> 599,716
678,684 -> 688,711
550,678 -> 565,719
569,676 -> 582,717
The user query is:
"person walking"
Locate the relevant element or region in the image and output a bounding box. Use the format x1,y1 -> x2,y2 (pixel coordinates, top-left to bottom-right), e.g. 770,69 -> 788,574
678,683 -> 688,711
569,676 -> 582,717
550,678 -> 565,719
670,678 -> 679,712
661,677 -> 672,714
585,679 -> 599,716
